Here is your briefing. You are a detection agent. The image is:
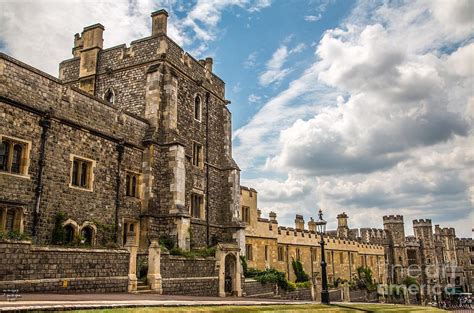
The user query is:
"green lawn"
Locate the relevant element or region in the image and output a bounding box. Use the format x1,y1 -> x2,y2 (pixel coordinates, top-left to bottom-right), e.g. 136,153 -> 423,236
74,303 -> 446,313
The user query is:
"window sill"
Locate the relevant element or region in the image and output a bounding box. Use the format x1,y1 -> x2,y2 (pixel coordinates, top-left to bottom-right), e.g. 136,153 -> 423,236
68,184 -> 94,192
0,171 -> 30,179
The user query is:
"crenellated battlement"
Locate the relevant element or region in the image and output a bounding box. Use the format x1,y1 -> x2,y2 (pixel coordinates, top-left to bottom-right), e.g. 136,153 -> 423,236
413,219 -> 432,227
383,215 -> 404,224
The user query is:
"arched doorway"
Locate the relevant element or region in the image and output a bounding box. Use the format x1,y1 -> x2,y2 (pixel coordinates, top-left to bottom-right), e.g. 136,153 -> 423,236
81,226 -> 93,245
64,224 -> 75,243
224,254 -> 237,296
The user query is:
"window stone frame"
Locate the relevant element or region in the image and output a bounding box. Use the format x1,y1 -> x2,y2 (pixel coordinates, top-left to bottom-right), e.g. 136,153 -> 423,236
68,154 -> 96,192
0,134 -> 32,178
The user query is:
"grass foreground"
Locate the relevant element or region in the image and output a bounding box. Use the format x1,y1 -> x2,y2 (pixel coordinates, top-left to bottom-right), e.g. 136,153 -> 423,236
73,303 -> 446,313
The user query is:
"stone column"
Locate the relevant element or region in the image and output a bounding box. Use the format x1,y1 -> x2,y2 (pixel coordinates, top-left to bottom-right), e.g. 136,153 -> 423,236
342,282 -> 350,302
147,240 -> 163,293
125,234 -> 138,292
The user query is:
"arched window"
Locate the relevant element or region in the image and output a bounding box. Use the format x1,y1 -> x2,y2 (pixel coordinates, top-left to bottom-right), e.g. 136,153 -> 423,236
81,226 -> 93,245
125,174 -> 131,196
0,141 -> 9,171
194,95 -> 201,121
104,89 -> 115,104
11,144 -> 23,174
64,224 -> 75,243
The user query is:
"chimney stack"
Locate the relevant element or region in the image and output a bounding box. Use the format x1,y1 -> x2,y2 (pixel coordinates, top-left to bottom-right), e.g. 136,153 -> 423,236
295,214 -> 305,231
151,9 -> 168,36
205,57 -> 213,72
269,211 -> 277,223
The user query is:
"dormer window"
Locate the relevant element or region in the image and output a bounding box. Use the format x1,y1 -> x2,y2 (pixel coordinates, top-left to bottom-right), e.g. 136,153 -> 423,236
194,95 -> 202,121
104,89 -> 115,104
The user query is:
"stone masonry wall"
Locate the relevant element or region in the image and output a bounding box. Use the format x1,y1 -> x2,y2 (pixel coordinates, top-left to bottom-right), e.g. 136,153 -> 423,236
0,240 -> 129,293
0,54 -> 147,244
160,253 -> 218,296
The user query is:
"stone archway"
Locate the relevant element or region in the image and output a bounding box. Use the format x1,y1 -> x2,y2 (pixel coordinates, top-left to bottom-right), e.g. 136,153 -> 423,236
216,243 -> 242,297
224,254 -> 237,295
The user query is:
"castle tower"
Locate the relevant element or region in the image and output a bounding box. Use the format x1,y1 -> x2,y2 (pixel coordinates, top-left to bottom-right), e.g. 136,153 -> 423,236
57,9 -> 243,251
336,212 -> 349,239
413,219 -> 436,264
383,215 -> 408,283
413,219 -> 437,293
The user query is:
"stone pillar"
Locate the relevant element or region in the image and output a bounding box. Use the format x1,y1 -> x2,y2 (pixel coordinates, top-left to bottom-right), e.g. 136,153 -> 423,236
147,240 -> 162,293
342,282 -> 350,302
175,217 -> 190,251
169,145 -> 186,213
163,68 -> 178,132
125,234 -> 138,292
145,64 -> 163,127
313,279 -> 321,302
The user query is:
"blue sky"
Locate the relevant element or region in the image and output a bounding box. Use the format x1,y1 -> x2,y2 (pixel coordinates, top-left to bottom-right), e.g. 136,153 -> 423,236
1,0 -> 472,237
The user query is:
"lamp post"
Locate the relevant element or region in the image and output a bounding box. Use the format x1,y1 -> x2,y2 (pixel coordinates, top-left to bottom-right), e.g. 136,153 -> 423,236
316,209 -> 330,305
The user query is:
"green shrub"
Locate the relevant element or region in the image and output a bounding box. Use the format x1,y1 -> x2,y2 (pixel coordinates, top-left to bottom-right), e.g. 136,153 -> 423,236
292,259 -> 310,282
287,281 -> 297,291
169,246 -> 216,259
240,256 -> 248,275
295,281 -> 311,289
0,231 -> 30,241
402,276 -> 419,287
356,266 -> 376,292
253,268 -> 295,291
51,212 -> 67,244
159,235 -> 176,251
91,219 -> 114,246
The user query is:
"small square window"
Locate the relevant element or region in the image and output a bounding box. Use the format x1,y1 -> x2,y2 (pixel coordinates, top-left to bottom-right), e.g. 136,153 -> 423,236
70,155 -> 94,190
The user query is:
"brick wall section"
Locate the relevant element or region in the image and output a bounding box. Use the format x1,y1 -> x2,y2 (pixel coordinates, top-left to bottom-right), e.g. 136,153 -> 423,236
160,253 -> 219,296
0,240 -> 129,293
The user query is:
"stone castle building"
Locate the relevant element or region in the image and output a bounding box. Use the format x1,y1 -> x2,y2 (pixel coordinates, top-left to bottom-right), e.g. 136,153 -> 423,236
241,186 -> 474,295
360,215 -> 474,295
0,9 -> 244,251
240,186 -> 387,285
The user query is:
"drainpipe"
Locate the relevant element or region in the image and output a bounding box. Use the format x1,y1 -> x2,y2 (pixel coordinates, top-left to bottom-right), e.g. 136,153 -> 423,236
32,112 -> 51,241
205,92 -> 210,246
114,140 -> 125,243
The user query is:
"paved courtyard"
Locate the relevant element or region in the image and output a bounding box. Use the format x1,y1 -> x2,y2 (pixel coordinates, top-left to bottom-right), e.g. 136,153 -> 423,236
0,293 -> 449,312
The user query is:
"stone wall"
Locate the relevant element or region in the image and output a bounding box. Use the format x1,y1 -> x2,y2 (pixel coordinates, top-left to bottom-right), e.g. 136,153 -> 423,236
0,240 -> 129,293
242,279 -> 312,301
242,279 -> 276,297
160,253 -> 219,296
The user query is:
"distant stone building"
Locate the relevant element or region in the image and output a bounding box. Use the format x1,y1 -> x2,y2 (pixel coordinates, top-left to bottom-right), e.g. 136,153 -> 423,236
0,9 -> 244,251
241,186 -> 474,298
240,186 -> 387,285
